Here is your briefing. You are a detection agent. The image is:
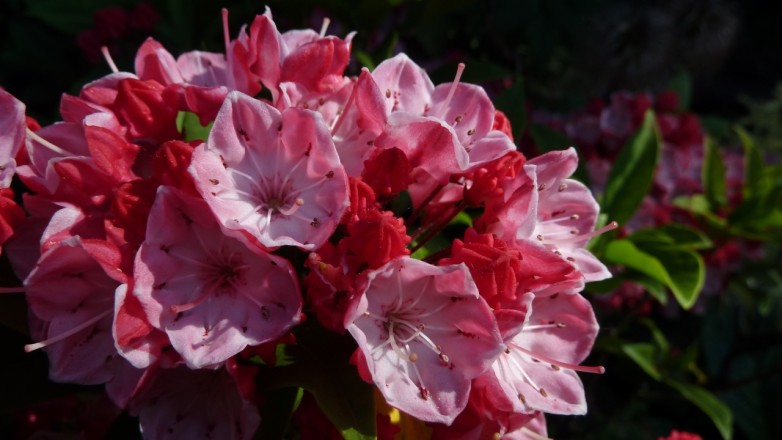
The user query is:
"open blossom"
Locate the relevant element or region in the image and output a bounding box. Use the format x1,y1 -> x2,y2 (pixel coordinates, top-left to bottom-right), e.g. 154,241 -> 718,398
133,187 -> 303,368
0,88 -> 26,187
372,54 -> 514,165
346,257 -> 504,424
24,236 -> 126,384
129,365 -> 260,440
483,292 -> 601,416
481,148 -> 612,283
190,91 -> 349,250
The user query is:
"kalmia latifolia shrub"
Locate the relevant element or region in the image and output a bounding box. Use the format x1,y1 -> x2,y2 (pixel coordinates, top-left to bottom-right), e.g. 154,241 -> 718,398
0,8 -> 614,439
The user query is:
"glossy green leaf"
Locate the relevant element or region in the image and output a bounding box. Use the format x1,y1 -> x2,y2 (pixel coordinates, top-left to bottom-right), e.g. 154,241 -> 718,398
672,195 -> 728,230
259,326 -> 376,440
255,387 -> 303,440
641,246 -> 705,310
667,380 -> 733,440
601,110 -> 660,225
636,275 -> 668,305
177,111 -> 213,142
604,240 -> 704,309
703,138 -> 728,207
735,126 -> 764,199
728,172 -> 782,239
621,342 -> 662,380
628,224 -> 713,250
354,50 -> 376,70
639,318 -> 670,354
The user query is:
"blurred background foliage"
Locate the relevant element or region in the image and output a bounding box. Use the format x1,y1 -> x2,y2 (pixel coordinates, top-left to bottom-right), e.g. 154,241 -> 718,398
1,0 -> 781,439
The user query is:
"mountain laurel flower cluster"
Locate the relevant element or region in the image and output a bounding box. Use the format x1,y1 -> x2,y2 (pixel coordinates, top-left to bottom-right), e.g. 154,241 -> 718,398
0,8 -> 612,439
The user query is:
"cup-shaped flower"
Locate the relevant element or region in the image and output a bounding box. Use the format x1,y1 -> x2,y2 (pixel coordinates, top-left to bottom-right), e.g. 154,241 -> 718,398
190,91 -> 348,250
346,257 -> 503,424
133,186 -> 303,368
527,148 -> 612,282
24,236 -> 126,384
486,292 -> 601,416
129,365 -> 260,440
0,89 -> 26,187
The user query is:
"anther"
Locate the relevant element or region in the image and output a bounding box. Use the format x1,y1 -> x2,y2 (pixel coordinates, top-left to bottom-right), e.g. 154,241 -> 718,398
558,182 -> 568,192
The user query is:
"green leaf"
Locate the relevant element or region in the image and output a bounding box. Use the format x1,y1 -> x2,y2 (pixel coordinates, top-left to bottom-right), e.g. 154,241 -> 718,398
628,224 -> 713,250
410,233 -> 450,260
703,138 -> 728,207
621,342 -> 662,380
728,171 -> 782,238
255,387 -> 303,440
259,326 -> 376,440
604,240 -> 668,284
636,275 -> 668,305
735,126 -> 764,199
641,246 -> 705,310
601,110 -> 660,225
177,111 -> 213,142
604,240 -> 704,309
494,79 -> 526,142
451,210 -> 473,227
639,318 -> 670,354
354,50 -> 376,70
667,380 -> 733,440
672,195 -> 728,230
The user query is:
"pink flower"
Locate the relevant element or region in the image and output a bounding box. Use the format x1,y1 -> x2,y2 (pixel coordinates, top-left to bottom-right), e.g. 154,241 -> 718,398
24,236 -> 126,384
129,365 -> 260,439
0,188 -> 25,254
132,187 -> 303,368
481,292 -> 602,416
441,229 -> 584,309
482,148 -> 612,283
527,148 -> 613,282
236,9 -> 354,100
0,88 -> 26,187
190,91 -> 349,250
372,53 -> 514,168
658,429 -> 703,440
330,69 -> 387,175
345,257 -> 503,424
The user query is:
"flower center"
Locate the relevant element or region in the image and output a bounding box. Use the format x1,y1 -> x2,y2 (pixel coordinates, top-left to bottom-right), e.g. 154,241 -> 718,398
253,174 -> 304,217
200,248 -> 247,292
170,248 -> 248,315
